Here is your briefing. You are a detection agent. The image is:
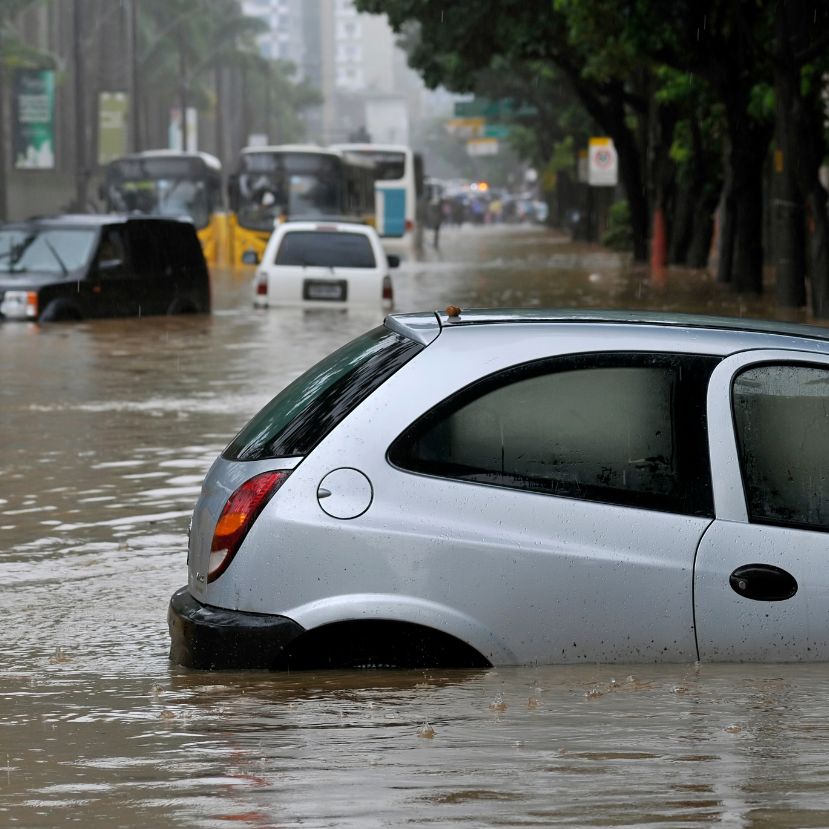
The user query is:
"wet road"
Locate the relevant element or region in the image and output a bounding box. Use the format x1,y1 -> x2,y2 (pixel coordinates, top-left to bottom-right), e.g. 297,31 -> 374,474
2,225 -> 829,827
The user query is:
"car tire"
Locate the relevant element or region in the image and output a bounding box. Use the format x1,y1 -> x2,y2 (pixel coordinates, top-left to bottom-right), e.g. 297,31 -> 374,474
39,300 -> 82,322
167,298 -> 199,315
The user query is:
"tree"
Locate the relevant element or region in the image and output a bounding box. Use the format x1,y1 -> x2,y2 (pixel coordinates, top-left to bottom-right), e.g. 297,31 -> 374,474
356,0 -> 654,262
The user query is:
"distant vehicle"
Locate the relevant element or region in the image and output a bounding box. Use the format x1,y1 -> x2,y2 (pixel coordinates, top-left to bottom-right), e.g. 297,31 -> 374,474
0,215 -> 210,322
102,151 -> 227,266
330,144 -> 424,260
227,145 -> 377,266
248,220 -> 396,309
169,310 -> 829,670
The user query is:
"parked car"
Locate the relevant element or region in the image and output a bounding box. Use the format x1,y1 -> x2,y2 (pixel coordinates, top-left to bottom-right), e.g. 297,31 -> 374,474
246,220 -> 396,309
169,309 -> 829,670
0,214 -> 210,322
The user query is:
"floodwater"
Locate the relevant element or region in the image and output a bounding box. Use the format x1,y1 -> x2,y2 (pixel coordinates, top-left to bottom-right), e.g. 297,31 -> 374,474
2,225 -> 829,828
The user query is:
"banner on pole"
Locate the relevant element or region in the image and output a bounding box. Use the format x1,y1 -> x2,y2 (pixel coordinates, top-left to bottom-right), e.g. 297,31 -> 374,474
98,92 -> 128,165
13,70 -> 56,169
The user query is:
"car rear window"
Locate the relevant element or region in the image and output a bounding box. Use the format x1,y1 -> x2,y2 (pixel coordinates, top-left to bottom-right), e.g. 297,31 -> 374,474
223,325 -> 422,461
274,231 -> 376,268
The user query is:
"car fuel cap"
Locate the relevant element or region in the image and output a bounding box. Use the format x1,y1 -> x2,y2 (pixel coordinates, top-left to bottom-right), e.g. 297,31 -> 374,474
317,468 -> 373,519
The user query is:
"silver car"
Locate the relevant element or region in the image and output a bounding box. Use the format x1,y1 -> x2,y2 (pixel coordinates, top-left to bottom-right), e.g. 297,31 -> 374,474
169,309 -> 829,669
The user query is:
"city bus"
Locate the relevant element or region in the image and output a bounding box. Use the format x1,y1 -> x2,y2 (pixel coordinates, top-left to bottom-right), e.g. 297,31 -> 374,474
102,151 -> 227,266
330,143 -> 424,259
227,145 -> 377,266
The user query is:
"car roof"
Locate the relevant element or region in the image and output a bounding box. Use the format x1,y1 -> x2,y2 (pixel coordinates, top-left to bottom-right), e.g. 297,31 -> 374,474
3,214 -> 191,230
385,308 -> 829,347
278,220 -> 377,235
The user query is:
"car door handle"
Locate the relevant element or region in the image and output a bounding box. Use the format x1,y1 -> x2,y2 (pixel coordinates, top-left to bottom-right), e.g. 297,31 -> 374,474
729,564 -> 798,602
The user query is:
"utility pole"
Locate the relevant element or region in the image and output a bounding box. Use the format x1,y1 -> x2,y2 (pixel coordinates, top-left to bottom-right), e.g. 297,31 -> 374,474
128,0 -> 141,152
0,65 -> 7,221
179,35 -> 188,151
72,0 -> 88,210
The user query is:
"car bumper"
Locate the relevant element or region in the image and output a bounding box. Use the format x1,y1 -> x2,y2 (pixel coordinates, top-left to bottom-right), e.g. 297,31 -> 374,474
168,586 -> 306,670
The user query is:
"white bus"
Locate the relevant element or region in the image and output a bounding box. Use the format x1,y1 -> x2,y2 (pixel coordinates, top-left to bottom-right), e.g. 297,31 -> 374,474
330,143 -> 424,260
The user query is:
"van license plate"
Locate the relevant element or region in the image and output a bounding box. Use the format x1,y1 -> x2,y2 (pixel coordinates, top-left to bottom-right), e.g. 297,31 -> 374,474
303,279 -> 348,301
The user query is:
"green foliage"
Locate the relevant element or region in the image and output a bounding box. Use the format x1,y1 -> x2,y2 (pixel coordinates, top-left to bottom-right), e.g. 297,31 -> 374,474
1,0 -> 57,70
601,200 -> 633,251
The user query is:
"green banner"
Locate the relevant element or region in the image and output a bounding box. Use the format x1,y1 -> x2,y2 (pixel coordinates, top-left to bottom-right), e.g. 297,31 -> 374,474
13,69 -> 55,169
98,92 -> 128,165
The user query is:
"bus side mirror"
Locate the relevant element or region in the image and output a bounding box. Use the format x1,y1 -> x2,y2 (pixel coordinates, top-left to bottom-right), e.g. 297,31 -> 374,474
387,254 -> 400,269
242,250 -> 259,265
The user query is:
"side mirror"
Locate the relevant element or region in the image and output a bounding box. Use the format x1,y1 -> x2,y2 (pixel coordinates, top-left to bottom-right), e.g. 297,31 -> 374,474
387,254 -> 400,269
98,258 -> 124,273
242,250 -> 259,265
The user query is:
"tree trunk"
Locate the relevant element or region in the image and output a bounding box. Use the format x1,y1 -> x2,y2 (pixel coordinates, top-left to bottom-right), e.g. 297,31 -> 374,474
772,5 -> 808,307
808,179 -> 829,319
716,179 -> 735,285
686,186 -> 719,269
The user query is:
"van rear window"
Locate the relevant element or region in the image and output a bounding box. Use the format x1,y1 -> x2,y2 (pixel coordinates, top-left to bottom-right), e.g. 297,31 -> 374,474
223,326 -> 422,461
275,231 -> 376,268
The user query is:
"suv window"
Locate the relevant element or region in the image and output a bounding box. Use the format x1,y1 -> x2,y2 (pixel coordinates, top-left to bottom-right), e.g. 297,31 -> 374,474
275,231 -> 376,268
223,326 -> 422,461
733,363 -> 829,531
389,353 -> 718,516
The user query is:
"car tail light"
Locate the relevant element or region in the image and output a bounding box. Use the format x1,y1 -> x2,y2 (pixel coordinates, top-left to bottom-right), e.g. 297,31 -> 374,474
405,219 -> 414,232
255,274 -> 268,296
382,275 -> 393,302
208,470 -> 290,582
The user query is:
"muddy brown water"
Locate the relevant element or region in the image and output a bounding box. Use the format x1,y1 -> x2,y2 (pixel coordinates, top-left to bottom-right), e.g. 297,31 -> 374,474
2,225 -> 829,827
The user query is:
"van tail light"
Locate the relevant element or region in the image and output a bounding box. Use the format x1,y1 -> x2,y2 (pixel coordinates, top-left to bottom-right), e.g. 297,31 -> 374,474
405,219 -> 414,232
382,275 -> 393,302
208,470 -> 290,582
255,275 -> 268,296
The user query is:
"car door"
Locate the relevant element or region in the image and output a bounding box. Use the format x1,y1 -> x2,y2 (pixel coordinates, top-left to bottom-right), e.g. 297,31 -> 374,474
695,350 -> 829,661
90,225 -> 135,317
377,351 -> 719,664
125,220 -> 166,314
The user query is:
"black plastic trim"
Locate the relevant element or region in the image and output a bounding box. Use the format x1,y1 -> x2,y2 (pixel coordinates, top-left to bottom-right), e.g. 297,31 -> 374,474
168,587 -> 305,670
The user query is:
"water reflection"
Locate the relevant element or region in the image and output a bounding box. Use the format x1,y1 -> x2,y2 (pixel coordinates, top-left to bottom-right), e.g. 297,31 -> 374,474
2,225 -> 829,827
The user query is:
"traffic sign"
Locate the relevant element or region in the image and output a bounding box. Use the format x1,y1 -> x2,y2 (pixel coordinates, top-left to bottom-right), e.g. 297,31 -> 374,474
588,137 -> 618,186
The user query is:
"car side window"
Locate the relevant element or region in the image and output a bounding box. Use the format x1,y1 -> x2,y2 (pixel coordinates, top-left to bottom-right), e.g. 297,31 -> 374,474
733,363 -> 829,531
95,228 -> 128,277
389,353 -> 719,516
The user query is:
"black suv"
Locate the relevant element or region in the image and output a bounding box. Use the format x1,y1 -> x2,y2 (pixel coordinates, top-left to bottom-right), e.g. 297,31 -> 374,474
0,215 -> 211,322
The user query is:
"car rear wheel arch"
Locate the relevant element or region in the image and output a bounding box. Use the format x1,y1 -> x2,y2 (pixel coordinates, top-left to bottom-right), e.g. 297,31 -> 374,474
278,619 -> 492,670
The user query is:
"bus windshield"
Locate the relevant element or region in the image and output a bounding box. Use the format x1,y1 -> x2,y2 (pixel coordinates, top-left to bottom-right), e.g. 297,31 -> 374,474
345,150 -> 405,181
236,152 -> 344,230
105,157 -> 210,228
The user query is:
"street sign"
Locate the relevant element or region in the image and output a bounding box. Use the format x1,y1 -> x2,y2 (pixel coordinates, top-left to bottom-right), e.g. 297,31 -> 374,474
446,117 -> 485,138
588,137 -> 618,186
467,138 -> 499,157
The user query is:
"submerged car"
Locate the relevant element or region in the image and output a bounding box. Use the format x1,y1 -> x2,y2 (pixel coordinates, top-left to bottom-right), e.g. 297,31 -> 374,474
169,309 -> 829,670
247,220 -> 396,309
0,214 -> 210,322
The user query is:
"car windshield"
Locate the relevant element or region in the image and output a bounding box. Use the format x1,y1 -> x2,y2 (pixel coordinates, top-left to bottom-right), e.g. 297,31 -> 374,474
274,231 -> 376,268
0,228 -> 97,274
223,326 -> 422,460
